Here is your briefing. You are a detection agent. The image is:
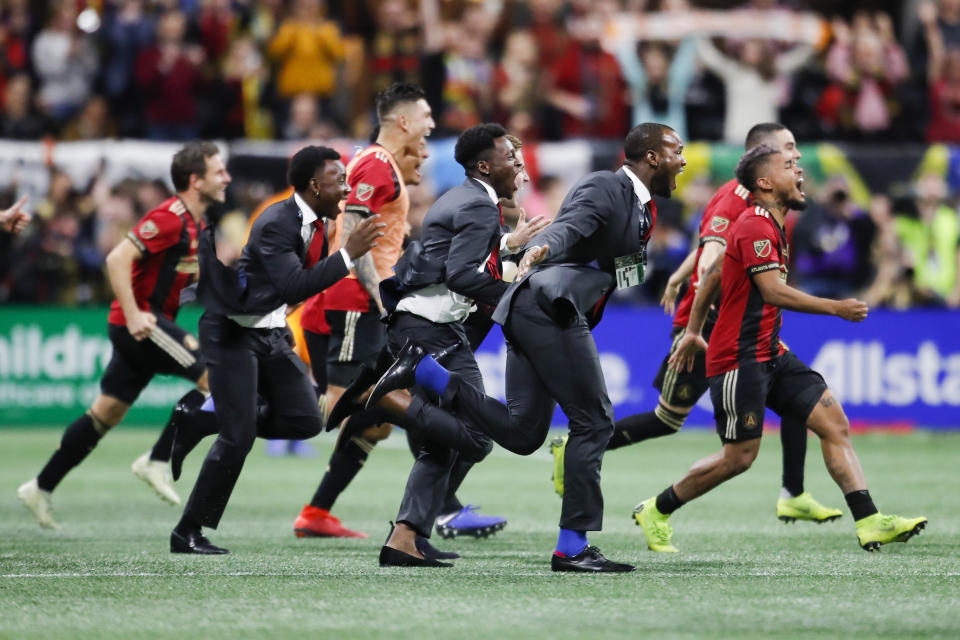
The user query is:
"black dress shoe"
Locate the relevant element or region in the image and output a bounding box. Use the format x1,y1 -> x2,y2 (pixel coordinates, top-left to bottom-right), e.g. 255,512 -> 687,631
415,535 -> 461,560
379,545 -> 453,567
170,529 -> 230,555
550,546 -> 635,573
365,340 -> 428,409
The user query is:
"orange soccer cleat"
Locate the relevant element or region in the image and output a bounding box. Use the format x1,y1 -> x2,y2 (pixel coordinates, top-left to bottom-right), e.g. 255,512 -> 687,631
293,505 -> 369,539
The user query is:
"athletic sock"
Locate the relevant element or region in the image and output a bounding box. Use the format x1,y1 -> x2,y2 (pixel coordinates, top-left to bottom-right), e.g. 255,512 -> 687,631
309,438 -> 373,511
150,389 -> 205,462
607,404 -> 684,450
555,528 -> 588,556
845,490 -> 878,521
36,412 -> 110,492
414,355 -> 450,397
655,485 -> 685,515
201,396 -> 215,412
779,417 -> 807,497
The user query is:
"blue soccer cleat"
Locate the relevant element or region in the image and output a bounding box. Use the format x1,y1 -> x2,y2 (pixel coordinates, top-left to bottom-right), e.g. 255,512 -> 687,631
435,505 -> 507,539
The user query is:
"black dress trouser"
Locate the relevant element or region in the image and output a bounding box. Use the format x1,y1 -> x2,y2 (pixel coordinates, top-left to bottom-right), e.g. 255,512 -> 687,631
184,313 -> 323,528
387,312 -> 492,537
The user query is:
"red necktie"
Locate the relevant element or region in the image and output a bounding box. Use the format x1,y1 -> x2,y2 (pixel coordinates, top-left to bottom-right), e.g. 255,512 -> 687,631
305,219 -> 326,267
644,199 -> 657,242
485,203 -> 505,280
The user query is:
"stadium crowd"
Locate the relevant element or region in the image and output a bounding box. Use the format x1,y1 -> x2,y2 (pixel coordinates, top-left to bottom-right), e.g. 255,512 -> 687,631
1,0 -> 960,309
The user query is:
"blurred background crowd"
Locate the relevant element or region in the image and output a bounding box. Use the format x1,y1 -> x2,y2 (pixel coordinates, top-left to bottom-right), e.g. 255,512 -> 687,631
1,0 -> 960,311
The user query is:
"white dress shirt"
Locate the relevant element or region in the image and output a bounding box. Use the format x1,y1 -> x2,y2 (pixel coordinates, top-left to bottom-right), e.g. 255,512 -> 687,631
620,165 -> 652,207
230,193 -> 354,329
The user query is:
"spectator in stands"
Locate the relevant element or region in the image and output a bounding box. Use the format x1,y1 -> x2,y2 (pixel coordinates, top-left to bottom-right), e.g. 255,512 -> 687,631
921,1 -> 960,143
0,73 -> 47,139
0,0 -> 34,80
134,10 -> 203,140
616,37 -> 696,141
215,36 -> 273,139
792,176 -> 877,299
893,173 -> 960,306
267,0 -> 345,104
31,0 -> 98,122
61,96 -> 116,141
197,0 -> 235,64
818,12 -> 909,139
544,11 -> 627,140
101,0 -> 155,136
431,4 -> 496,134
493,31 -> 543,141
697,35 -> 813,144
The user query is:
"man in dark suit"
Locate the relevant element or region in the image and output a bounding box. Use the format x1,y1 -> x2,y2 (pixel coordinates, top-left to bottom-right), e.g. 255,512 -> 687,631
366,123 -> 686,571
170,146 -> 383,554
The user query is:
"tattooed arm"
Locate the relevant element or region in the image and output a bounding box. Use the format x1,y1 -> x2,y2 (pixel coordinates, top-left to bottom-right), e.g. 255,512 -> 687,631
341,211 -> 384,312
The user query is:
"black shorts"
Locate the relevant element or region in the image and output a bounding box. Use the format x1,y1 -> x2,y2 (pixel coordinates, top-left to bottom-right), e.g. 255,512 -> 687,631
325,303 -> 386,386
101,316 -> 205,405
302,329 -> 329,390
708,351 -> 827,443
652,326 -> 712,408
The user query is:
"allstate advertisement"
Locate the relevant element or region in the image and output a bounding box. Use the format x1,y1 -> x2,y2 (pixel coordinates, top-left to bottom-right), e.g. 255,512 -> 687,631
473,308 -> 960,430
1,306 -> 957,429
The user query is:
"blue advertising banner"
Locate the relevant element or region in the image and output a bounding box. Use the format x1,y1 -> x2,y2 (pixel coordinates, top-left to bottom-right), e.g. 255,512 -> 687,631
472,308 -> 960,430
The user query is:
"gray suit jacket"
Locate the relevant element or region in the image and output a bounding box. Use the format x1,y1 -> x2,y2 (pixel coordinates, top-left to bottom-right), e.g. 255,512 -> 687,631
385,178 -> 508,309
492,169 -> 653,328
198,195 -> 348,316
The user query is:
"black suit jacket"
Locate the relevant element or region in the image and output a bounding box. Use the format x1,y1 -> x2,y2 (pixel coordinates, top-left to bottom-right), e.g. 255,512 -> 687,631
198,195 -> 348,316
492,169 -> 652,328
383,178 -> 508,312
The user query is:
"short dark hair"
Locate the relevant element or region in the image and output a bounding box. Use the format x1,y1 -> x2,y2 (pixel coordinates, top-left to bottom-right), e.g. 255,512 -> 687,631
454,122 -> 507,171
170,142 -> 220,192
735,143 -> 780,192
624,123 -> 674,163
287,146 -> 341,191
375,83 -> 427,121
744,123 -> 787,150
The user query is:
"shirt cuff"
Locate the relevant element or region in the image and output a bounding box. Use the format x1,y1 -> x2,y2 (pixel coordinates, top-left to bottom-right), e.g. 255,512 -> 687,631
500,233 -> 514,256
339,247 -> 355,270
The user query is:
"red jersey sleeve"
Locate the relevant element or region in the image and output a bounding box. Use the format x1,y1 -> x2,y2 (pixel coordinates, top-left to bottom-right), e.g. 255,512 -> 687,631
734,212 -> 781,277
343,152 -> 400,218
127,208 -> 184,255
700,187 -> 749,246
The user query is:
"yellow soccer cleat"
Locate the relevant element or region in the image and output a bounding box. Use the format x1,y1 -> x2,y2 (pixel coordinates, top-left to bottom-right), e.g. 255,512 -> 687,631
549,434 -> 567,498
777,492 -> 843,524
632,497 -> 678,552
856,512 -> 928,551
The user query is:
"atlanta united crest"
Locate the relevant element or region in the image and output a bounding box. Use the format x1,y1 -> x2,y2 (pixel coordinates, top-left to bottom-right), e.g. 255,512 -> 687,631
753,239 -> 772,258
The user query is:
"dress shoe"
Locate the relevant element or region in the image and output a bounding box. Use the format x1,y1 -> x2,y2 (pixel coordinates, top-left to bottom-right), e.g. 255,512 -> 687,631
170,528 -> 230,555
379,545 -> 453,567
365,340 -> 427,409
550,546 -> 635,572
415,535 -> 460,560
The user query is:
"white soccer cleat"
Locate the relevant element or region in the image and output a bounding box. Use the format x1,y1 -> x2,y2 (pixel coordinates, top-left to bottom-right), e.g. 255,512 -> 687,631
131,452 -> 181,506
17,479 -> 61,530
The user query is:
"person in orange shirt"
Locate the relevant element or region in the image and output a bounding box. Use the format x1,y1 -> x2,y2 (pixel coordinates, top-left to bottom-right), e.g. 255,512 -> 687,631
266,0 -> 344,101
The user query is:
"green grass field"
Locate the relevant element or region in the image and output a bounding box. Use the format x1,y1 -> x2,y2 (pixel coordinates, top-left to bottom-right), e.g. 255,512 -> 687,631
1,427 -> 958,639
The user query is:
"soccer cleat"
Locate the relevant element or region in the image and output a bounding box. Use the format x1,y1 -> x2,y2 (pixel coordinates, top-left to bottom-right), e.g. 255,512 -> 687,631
435,505 -> 506,539
131,452 -> 181,506
17,479 -> 61,530
777,491 -> 843,523
293,505 -> 369,538
632,497 -> 678,552
549,434 -> 568,498
856,512 -> 928,552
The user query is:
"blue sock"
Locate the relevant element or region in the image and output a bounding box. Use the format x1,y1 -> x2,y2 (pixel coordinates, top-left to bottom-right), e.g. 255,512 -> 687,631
555,528 -> 588,556
201,396 -> 215,412
413,354 -> 450,397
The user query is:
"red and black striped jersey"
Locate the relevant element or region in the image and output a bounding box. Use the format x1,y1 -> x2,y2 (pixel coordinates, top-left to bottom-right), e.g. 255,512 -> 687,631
108,197 -> 202,326
673,179 -> 751,329
706,205 -> 788,377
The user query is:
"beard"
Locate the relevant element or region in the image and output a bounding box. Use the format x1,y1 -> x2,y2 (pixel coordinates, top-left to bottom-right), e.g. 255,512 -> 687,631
650,168 -> 673,198
785,195 -> 807,211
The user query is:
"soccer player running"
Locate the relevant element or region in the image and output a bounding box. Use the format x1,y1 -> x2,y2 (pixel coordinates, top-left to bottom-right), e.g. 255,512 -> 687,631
550,123 -> 842,524
18,142 -> 229,528
633,143 -> 927,553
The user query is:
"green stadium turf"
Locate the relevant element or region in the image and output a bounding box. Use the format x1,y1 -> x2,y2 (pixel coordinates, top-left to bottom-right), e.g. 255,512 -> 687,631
1,427 -> 958,639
